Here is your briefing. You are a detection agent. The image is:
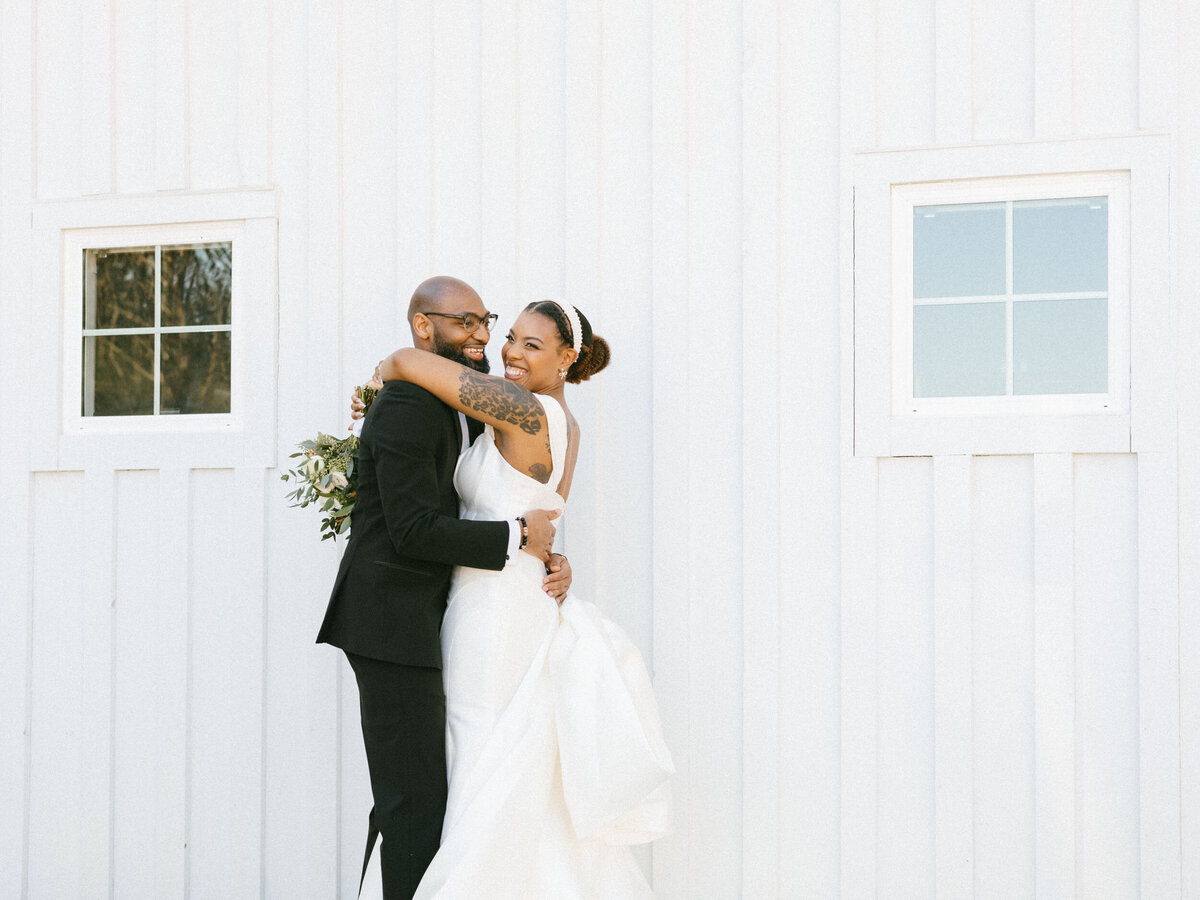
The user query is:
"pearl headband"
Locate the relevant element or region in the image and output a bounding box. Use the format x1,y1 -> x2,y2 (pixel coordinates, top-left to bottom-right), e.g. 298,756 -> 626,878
556,301 -> 583,356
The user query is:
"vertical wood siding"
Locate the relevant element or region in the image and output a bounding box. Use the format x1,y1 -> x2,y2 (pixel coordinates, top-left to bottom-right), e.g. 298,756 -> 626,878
2,0 -> 1194,897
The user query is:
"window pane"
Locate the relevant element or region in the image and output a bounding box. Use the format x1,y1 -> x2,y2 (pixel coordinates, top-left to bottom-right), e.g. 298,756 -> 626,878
84,334 -> 154,415
160,332 -> 231,414
86,247 -> 155,329
1013,196 -> 1107,294
1013,298 -> 1107,395
161,242 -> 232,326
913,202 -> 1006,299
914,302 -> 1007,397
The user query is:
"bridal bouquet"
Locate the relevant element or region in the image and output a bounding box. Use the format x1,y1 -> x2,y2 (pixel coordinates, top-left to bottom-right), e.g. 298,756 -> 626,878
281,381 -> 379,540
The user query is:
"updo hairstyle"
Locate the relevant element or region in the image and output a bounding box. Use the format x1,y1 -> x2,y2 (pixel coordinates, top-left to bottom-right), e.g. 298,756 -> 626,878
525,301 -> 611,383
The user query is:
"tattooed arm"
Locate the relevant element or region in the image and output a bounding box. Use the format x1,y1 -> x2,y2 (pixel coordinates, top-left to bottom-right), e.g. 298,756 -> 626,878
377,348 -> 553,480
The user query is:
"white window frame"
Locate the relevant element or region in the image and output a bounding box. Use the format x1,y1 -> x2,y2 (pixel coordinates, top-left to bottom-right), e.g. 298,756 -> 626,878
892,172 -> 1130,418
30,189 -> 278,470
852,135 -> 1170,457
68,222 -> 241,429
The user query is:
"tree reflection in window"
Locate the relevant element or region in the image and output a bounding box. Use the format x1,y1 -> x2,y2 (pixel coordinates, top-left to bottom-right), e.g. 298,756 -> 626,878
82,242 -> 232,416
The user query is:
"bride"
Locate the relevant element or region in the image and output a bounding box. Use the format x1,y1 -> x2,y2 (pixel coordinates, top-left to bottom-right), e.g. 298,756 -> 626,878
362,301 -> 672,898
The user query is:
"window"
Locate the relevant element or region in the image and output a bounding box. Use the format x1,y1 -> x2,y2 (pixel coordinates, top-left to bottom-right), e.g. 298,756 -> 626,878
60,219 -> 249,439
892,173 -> 1128,417
852,135 -> 1169,456
32,189 -> 278,470
82,242 -> 232,416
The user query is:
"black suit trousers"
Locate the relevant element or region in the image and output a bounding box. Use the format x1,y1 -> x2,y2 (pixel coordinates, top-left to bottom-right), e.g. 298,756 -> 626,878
345,651 -> 447,900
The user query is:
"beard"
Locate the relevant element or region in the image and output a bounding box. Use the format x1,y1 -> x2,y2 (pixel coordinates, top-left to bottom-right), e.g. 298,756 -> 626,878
433,331 -> 490,373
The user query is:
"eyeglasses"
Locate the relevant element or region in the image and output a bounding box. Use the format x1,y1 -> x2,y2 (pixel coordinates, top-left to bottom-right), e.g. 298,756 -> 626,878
424,311 -> 499,332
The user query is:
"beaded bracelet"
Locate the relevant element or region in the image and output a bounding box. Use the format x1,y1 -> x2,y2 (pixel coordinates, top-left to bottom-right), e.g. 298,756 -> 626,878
517,515 -> 528,550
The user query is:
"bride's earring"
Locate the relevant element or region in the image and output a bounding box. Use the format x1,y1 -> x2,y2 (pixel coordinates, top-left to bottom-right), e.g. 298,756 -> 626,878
558,367 -> 568,379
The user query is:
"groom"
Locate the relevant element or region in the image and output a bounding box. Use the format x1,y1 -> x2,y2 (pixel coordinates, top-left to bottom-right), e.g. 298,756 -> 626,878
317,275 -> 568,899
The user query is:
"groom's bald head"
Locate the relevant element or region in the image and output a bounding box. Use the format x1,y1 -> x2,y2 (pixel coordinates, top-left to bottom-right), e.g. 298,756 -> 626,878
406,275 -> 492,372
407,275 -> 480,328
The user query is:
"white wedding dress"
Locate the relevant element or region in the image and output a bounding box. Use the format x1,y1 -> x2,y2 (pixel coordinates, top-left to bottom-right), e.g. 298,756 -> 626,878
361,395 -> 673,899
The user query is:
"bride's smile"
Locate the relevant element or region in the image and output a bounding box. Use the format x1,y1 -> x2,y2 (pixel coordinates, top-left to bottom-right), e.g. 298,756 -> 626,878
501,310 -> 578,394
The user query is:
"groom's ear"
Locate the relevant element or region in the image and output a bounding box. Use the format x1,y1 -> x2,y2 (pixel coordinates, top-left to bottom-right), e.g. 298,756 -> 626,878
411,312 -> 432,341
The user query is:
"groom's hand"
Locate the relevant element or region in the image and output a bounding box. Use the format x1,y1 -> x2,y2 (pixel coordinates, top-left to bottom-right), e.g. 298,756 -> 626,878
543,554 -> 571,605
521,509 -> 559,563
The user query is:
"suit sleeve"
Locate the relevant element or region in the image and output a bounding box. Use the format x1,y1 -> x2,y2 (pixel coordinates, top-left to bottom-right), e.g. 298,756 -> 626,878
368,382 -> 510,570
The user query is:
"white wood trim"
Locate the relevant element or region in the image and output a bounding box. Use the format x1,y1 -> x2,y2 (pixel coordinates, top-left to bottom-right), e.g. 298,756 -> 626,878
1137,0 -> 1178,134
1071,0 -> 1139,136
1128,147 -> 1174,451
1176,7 -> 1200,895
971,0 -> 1034,142
875,0 -> 934,148
29,226 -> 64,471
395,0 -> 434,293
876,459 -> 936,895
114,0 -> 156,194
237,0 -> 271,187
32,187 -> 278,229
478,0 -> 517,342
79,0 -> 113,195
840,0 -> 878,891
682,0 -> 743,891
932,454 -> 973,897
62,221 -> 242,429
562,0 -> 601,604
1032,452 -> 1076,896
27,472 -> 87,892
188,468 -> 266,891
514,0 -> 566,302
1073,454 -> 1140,895
1033,0 -> 1073,137
264,12 -> 345,882
79,468 -> 115,897
650,0 -> 689,891
40,214 -> 279,470
778,1 -> 842,894
854,134 -> 1168,457
740,0 -> 781,893
154,0 -> 187,191
0,0 -> 34,890
34,0 -> 81,199
1137,451 -> 1182,897
839,456 -> 879,898
431,0 -> 482,275
340,0 -> 399,387
153,468 -> 189,896
934,0 -> 971,144
890,172 -> 1129,419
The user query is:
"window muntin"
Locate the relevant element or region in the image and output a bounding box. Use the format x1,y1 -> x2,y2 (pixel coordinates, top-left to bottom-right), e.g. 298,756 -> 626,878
81,242 -> 232,417
891,172 -> 1128,418
911,196 -> 1108,400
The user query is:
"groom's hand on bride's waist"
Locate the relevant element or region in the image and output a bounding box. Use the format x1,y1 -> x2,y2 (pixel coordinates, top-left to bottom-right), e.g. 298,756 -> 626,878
521,508 -> 559,564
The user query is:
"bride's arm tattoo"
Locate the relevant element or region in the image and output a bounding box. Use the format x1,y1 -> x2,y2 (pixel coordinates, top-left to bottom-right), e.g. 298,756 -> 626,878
457,370 -> 543,435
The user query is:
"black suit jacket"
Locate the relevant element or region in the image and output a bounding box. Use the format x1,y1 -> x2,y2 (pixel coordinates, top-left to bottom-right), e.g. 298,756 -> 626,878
316,381 -> 509,668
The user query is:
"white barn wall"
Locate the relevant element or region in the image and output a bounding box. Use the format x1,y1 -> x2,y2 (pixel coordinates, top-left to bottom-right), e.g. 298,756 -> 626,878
0,0 -> 34,896
2,1 -> 1196,898
1178,6 -> 1200,899
834,3 -> 1187,900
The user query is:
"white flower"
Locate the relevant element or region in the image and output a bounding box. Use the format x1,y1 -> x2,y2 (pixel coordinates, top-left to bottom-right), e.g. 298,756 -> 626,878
303,455 -> 325,478
329,471 -> 349,490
